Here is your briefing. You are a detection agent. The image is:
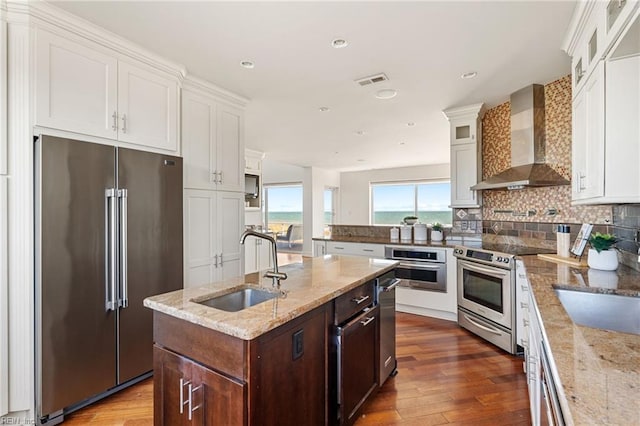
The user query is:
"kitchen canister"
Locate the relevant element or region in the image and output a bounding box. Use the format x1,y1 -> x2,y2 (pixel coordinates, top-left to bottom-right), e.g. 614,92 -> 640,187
400,225 -> 412,241
414,223 -> 427,241
390,227 -> 400,240
557,225 -> 570,257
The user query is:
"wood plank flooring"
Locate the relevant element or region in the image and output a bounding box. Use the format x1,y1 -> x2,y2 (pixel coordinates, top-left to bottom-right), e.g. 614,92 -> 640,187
64,313 -> 530,425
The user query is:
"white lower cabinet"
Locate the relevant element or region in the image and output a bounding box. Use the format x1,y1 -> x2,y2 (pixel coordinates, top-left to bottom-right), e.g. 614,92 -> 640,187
325,241 -> 384,257
244,238 -> 273,274
313,240 -> 327,257
515,260 -> 530,350
184,190 -> 244,287
0,176 -> 8,417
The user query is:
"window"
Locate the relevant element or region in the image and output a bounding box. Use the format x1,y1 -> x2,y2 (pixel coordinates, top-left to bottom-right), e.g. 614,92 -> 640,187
324,187 -> 337,237
371,181 -> 451,225
264,184 -> 303,252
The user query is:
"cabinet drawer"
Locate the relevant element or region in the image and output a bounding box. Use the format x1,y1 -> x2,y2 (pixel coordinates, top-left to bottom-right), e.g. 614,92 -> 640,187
334,281 -> 375,325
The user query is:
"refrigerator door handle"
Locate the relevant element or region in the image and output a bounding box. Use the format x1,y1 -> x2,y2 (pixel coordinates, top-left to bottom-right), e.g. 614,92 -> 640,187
119,188 -> 129,309
105,188 -> 117,311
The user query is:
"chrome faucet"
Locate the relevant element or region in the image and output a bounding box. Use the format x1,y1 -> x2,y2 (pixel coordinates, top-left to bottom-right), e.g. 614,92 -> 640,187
240,229 -> 288,288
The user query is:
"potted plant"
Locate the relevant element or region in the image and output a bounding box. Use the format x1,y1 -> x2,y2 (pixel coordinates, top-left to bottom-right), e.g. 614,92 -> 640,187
587,232 -> 618,271
431,222 -> 444,242
403,215 -> 418,225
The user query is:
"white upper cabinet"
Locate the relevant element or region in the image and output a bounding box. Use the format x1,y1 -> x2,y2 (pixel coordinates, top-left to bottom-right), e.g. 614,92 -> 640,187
216,104 -> 244,192
442,103 -> 485,208
565,3 -> 640,204
35,28 -> 179,154
117,61 -> 178,152
36,29 -> 118,140
182,89 -> 244,192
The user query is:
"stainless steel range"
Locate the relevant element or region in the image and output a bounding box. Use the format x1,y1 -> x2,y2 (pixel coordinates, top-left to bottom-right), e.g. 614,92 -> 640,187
453,244 -> 552,354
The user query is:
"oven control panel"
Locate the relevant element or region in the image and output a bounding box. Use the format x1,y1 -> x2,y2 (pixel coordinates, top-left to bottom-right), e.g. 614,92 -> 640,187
453,246 -> 514,268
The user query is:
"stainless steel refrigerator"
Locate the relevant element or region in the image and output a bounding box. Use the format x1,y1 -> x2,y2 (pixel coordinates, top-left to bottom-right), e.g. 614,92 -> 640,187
35,135 -> 183,424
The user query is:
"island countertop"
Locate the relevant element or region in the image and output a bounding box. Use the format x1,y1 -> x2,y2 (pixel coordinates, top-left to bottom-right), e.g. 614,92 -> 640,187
521,256 -> 640,425
144,255 -> 397,340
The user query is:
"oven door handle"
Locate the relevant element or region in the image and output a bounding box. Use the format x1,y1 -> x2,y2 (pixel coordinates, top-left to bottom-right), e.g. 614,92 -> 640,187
398,262 -> 444,270
462,313 -> 503,335
458,260 -> 510,277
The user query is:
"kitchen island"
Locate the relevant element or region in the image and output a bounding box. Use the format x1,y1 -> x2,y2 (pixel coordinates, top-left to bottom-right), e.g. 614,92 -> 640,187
144,255 -> 397,425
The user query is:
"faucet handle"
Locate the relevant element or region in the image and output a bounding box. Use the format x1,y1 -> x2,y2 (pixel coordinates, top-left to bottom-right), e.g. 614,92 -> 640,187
264,271 -> 288,281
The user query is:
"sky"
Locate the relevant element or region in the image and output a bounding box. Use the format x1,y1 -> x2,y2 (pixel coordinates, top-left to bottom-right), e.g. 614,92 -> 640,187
266,182 -> 450,212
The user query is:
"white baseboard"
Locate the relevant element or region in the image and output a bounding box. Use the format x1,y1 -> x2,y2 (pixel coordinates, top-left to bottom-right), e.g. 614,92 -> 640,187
396,303 -> 457,322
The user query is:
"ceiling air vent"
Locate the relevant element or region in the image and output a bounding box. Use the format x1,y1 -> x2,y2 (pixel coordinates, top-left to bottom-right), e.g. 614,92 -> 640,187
355,73 -> 389,86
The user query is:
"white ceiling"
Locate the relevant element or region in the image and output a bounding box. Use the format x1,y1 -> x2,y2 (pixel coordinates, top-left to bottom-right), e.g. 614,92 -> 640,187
52,0 -> 576,172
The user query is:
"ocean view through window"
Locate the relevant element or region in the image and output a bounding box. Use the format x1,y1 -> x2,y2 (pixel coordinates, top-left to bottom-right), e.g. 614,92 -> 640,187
264,184 -> 304,252
371,181 -> 452,225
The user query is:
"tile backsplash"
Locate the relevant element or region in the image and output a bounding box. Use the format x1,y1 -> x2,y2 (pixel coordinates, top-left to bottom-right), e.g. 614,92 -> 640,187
480,75 -> 614,225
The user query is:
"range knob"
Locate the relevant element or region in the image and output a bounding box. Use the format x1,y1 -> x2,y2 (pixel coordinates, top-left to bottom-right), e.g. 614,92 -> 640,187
503,258 -> 510,263
496,256 -> 503,262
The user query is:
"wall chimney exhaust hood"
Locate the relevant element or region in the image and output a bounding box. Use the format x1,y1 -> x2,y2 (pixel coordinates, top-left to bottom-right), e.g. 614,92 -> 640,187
471,84 -> 570,190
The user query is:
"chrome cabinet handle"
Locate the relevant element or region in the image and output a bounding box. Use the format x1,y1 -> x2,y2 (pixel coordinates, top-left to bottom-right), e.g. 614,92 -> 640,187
219,171 -> 223,183
352,295 -> 370,305
214,254 -> 219,268
219,253 -> 223,267
111,112 -> 118,131
579,173 -> 586,191
360,316 -> 375,327
523,318 -> 530,327
521,285 -> 529,292
211,172 -> 217,183
334,246 -> 344,250
362,248 -> 374,252
105,189 -> 117,311
121,114 -> 127,133
520,302 -> 529,309
119,189 -> 128,308
179,378 -> 191,414
189,384 -> 202,420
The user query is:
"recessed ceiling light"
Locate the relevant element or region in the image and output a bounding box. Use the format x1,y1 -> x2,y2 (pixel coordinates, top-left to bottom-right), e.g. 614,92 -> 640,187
355,130 -> 366,136
357,159 -> 365,162
319,107 -> 330,112
407,122 -> 415,127
399,142 -> 406,145
375,89 -> 397,100
331,38 -> 349,48
461,71 -> 477,79
240,60 -> 255,69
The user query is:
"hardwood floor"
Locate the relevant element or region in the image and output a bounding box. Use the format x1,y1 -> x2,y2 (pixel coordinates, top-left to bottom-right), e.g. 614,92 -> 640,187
64,313 -> 530,425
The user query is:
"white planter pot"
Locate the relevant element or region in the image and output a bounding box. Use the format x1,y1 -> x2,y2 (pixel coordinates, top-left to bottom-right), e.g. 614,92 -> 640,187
587,248 -> 619,271
431,230 -> 443,242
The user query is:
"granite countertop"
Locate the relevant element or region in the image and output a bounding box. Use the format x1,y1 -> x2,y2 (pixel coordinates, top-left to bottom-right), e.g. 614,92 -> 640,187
144,256 -> 397,340
521,256 -> 640,425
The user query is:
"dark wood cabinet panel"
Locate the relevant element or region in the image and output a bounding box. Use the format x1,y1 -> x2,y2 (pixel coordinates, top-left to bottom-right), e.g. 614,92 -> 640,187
334,281 -> 375,325
192,362 -> 246,426
154,345 -> 246,426
250,304 -> 329,426
154,345 -> 191,426
338,305 -> 379,425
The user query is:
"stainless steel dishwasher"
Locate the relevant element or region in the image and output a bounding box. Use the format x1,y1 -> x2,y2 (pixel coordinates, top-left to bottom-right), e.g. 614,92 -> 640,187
377,271 -> 400,385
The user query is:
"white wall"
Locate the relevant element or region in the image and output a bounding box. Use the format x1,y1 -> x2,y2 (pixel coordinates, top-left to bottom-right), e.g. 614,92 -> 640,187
308,167 -> 340,243
262,158 -> 305,184
340,164 -> 450,225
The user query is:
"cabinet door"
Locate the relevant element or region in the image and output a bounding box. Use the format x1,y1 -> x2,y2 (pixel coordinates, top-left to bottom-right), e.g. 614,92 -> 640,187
191,361 -> 246,426
338,305 -> 379,424
244,240 -> 258,274
216,104 -> 244,192
182,91 -> 217,190
153,346 -> 191,426
35,29 -> 118,140
217,191 -> 244,280
451,143 -> 480,207
313,241 -> 327,257
515,261 -> 530,349
117,61 -> 178,153
572,62 -> 605,201
0,176 -> 7,417
449,120 -> 476,145
184,190 -> 217,288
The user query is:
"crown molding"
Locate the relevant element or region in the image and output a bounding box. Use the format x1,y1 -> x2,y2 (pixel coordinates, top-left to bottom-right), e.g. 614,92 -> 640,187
442,102 -> 486,121
183,74 -> 250,108
7,0 -> 187,82
561,0 -> 598,55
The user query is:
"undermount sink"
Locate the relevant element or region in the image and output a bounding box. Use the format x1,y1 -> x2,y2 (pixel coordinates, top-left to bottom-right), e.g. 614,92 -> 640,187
195,287 -> 281,312
554,288 -> 640,335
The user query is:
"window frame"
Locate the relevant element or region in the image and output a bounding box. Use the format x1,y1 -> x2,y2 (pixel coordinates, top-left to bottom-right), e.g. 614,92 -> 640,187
369,179 -> 451,225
